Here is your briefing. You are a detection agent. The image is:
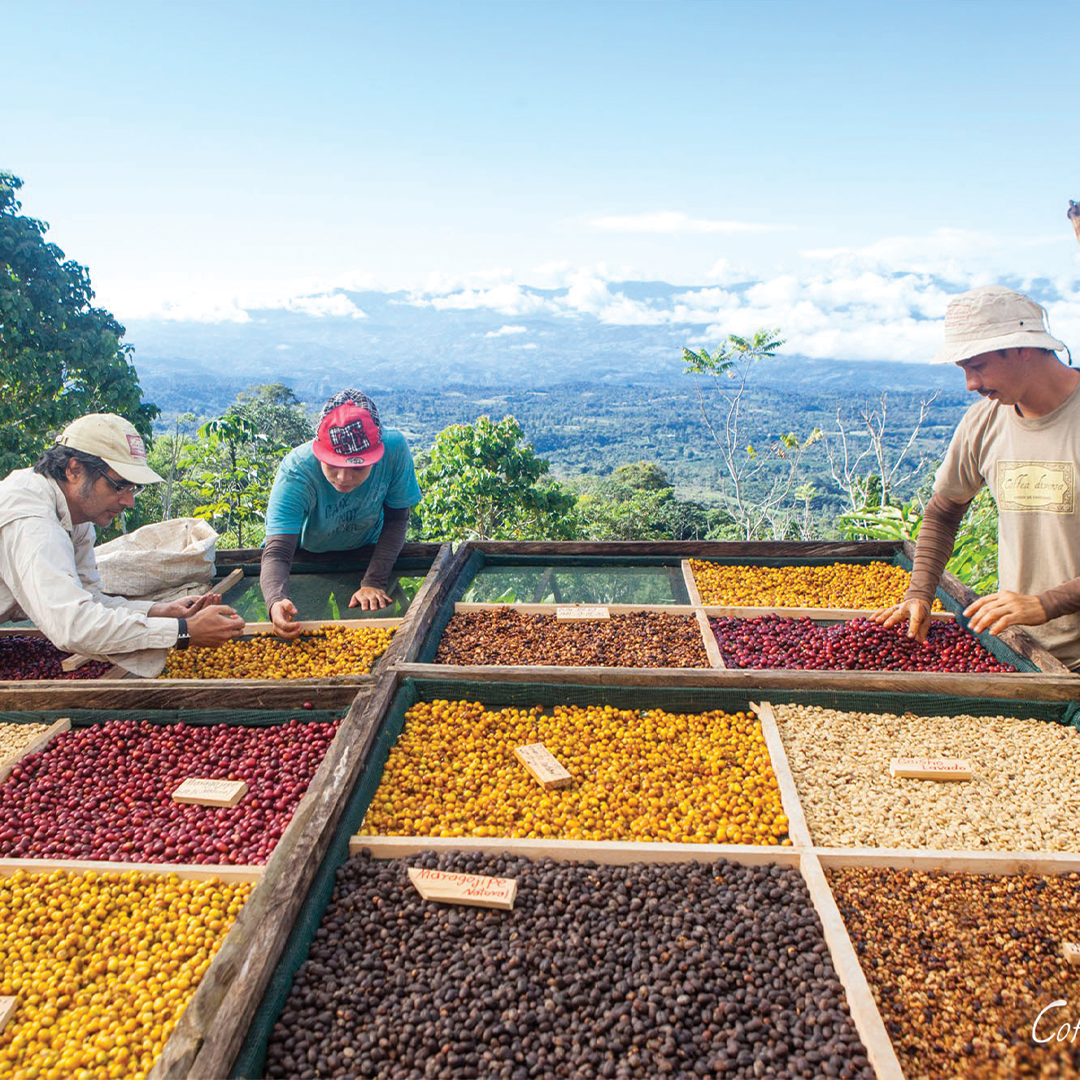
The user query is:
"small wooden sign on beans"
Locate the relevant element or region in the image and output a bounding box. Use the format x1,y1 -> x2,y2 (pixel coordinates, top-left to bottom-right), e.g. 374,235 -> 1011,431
514,742 -> 573,789
889,757 -> 973,781
1062,943 -> 1080,966
171,777 -> 249,807
407,867 -> 517,910
555,606 -> 610,620
0,996 -> 17,1035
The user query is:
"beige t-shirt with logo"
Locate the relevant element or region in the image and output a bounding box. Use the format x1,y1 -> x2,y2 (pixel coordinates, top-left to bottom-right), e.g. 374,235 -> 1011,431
934,383 -> 1080,667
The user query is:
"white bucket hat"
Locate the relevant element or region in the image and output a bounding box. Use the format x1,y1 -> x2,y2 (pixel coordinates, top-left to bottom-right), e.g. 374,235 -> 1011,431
933,285 -> 1066,365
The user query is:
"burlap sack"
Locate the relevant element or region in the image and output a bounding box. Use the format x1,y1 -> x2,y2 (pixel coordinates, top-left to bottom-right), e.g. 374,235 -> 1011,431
95,518 -> 218,601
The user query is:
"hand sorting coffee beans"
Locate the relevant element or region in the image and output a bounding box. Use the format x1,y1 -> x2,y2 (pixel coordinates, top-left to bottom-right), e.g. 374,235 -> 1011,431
357,700 -> 790,845
435,610 -> 710,667
160,625 -> 393,679
0,869 -> 251,1079
689,559 -> 944,611
0,636 -> 111,680
711,615 -> 1014,672
265,851 -> 874,1079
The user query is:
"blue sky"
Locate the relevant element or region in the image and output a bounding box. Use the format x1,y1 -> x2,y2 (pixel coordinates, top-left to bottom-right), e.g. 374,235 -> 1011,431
4,0 -> 1079,357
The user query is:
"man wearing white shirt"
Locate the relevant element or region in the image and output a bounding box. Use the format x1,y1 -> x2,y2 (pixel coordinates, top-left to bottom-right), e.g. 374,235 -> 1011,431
0,413 -> 244,667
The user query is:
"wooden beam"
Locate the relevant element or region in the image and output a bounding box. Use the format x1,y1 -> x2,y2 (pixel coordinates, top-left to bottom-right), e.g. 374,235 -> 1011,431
238,617 -> 403,633
467,540 -> 904,559
815,847 -> 1080,876
452,602 -> 698,615
214,568 -> 245,598
350,834 -> 801,868
0,857 -> 264,883
393,662 -> 1080,700
0,681 -> 366,710
695,609 -> 726,669
159,674 -> 401,1080
680,560 -> 704,607
751,702 -> 813,849
0,717 -> 70,785
799,853 -> 906,1080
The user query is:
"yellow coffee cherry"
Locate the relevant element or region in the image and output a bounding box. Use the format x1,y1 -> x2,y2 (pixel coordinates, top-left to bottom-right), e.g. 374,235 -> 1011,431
357,700 -> 791,846
160,625 -> 393,679
689,560 -> 944,611
0,869 -> 252,1079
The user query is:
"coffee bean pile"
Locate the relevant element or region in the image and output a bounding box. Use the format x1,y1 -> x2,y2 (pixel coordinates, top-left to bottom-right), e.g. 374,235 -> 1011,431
689,559 -> 944,611
0,868 -> 251,1080
710,616 -> 1014,672
831,866 -> 1080,1079
357,700 -> 790,845
266,851 -> 873,1079
435,610 -> 709,668
0,636 -> 111,680
0,718 -> 338,864
160,625 -> 393,679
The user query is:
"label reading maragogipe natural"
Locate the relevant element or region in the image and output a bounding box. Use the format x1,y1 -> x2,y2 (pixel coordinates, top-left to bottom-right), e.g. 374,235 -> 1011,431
889,758 -> 973,781
0,997 -> 17,1035
407,867 -> 517,910
1062,943 -> 1080,966
171,778 -> 249,807
555,606 -> 611,620
514,743 -> 573,789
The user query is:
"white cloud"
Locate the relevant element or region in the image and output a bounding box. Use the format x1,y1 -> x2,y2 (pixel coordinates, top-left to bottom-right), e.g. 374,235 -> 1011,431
509,342 -> 538,350
590,210 -> 794,235
485,325 -> 529,337
283,294 -> 366,319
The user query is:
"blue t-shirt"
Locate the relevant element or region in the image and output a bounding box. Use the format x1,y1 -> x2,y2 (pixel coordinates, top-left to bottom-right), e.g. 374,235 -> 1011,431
264,430 -> 421,552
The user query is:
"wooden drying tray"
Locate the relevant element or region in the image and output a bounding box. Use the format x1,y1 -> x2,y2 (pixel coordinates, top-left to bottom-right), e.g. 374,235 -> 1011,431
347,838 -> 898,1080
0,628 -> 126,679
0,716 -> 71,785
701,604 -> 956,621
0,856 -> 265,883
237,617 -> 403,633
452,603 -> 697,615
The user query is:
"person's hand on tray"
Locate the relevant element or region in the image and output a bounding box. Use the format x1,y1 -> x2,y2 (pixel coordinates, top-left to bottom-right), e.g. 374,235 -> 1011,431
964,591 -> 1047,636
269,599 -> 304,639
350,585 -> 392,611
870,597 -> 931,643
187,605 -> 246,646
148,592 -> 222,618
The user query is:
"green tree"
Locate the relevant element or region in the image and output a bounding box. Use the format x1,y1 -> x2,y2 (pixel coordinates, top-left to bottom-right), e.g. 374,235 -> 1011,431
0,173 -> 157,475
179,412 -> 287,549
233,383 -> 314,448
411,415 -> 577,541
684,330 -> 822,539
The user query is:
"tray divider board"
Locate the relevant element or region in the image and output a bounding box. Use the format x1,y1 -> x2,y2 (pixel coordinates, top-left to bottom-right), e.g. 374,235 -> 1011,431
239,617 -> 404,633
680,559 -> 705,608
814,847 -> 1080,875
215,567 -> 246,598
0,856 -> 265,883
695,608 -> 726,669
452,602 -> 699,616
751,702 -> 812,849
799,851 -> 906,1080
703,604 -> 954,622
0,716 -> 70,785
350,834 -> 800,867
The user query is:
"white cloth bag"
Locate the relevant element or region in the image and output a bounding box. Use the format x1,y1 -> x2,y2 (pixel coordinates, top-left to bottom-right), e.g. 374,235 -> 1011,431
94,518 -> 218,602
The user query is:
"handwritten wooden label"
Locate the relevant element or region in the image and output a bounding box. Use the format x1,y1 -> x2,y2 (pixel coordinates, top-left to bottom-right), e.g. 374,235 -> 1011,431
407,867 -> 517,910
555,606 -> 610,620
514,743 -> 572,789
171,778 -> 249,807
890,758 -> 973,781
1062,943 -> 1080,966
0,997 -> 16,1035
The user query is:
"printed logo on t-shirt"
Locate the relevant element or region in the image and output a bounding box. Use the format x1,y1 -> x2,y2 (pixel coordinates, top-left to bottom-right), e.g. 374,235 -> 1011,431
996,460 -> 1075,514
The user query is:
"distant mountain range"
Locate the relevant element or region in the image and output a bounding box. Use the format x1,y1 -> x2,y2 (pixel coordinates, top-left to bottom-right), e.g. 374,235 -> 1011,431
127,279 -> 965,416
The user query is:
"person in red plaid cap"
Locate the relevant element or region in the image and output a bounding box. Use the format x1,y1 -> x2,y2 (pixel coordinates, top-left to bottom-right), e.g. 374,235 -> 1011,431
259,390 -> 421,638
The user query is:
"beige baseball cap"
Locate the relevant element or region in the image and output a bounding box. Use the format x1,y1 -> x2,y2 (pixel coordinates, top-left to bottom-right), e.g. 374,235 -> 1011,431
56,414 -> 164,485
933,285 -> 1066,365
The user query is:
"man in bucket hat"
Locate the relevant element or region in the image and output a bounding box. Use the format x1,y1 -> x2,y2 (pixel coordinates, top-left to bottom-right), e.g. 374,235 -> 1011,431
0,413 -> 246,669
260,390 -> 421,638
874,285 -> 1080,668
